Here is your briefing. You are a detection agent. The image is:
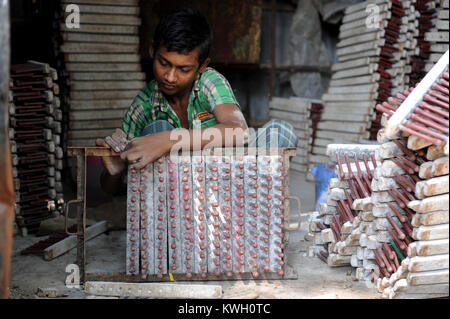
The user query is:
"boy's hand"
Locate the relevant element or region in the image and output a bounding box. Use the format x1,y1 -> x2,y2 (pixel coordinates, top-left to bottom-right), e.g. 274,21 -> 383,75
96,132 -> 127,176
101,128 -> 129,153
120,131 -> 171,170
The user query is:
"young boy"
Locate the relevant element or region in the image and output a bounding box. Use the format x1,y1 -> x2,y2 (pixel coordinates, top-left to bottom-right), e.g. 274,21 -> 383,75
97,8 -> 297,194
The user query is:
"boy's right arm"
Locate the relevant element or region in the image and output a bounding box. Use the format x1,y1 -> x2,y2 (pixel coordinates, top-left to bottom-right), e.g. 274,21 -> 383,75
96,136 -> 127,195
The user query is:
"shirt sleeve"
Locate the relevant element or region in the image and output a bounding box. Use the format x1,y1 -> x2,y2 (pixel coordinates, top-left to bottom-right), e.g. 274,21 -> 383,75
121,94 -> 151,140
200,69 -> 240,111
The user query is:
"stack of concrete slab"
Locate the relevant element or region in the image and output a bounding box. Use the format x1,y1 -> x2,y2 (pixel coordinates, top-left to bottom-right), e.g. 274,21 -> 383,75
305,144 -> 380,269
269,97 -> 319,173
313,0 -> 412,154
374,135 -> 449,299
375,51 -> 449,299
58,0 -> 145,146
409,0 -> 438,86
369,136 -> 421,285
424,0 -> 449,72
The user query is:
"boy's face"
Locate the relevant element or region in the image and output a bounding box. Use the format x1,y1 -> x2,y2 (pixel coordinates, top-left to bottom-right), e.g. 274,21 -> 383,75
151,45 -> 209,97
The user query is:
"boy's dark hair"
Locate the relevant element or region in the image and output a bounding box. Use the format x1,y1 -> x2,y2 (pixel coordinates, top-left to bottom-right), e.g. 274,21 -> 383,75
153,8 -> 213,65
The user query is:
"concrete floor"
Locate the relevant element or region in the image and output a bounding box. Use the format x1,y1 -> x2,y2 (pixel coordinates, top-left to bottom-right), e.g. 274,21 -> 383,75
8,169 -> 379,299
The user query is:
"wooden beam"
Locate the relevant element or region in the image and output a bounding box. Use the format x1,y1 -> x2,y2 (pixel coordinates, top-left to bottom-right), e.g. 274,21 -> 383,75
85,281 -> 222,299
44,221 -> 109,261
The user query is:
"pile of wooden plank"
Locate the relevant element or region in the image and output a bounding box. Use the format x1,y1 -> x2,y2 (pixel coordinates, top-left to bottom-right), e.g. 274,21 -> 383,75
424,0 -> 449,72
9,61 -> 64,234
58,0 -> 146,146
268,97 -> 320,173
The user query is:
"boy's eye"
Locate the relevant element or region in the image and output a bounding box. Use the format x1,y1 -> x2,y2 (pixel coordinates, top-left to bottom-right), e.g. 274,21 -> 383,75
159,59 -> 168,66
181,68 -> 191,73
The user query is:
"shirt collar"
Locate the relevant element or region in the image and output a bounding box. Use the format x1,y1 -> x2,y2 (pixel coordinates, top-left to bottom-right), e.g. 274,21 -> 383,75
193,75 -> 201,92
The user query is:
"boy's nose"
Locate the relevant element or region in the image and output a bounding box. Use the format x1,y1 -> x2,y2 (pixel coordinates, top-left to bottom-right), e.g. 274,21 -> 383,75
166,69 -> 177,83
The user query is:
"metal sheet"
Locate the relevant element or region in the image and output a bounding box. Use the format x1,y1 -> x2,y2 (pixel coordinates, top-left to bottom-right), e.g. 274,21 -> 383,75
167,157 -> 181,273
205,155 -> 221,275
179,156 -> 194,276
126,166 -> 140,275
268,156 -> 285,275
153,159 -> 167,277
244,155 -> 259,277
231,155 -> 246,273
141,163 -> 155,277
192,155 -> 207,277
257,156 -> 271,273
219,156 -> 233,277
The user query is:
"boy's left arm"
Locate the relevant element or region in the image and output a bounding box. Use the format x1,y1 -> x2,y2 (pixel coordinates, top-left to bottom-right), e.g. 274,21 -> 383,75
120,103 -> 248,169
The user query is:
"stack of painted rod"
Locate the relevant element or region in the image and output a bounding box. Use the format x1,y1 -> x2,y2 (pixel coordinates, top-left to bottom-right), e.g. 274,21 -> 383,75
424,0 -> 449,72
409,0 -> 437,86
59,0 -> 145,146
374,51 -> 449,298
9,61 -> 64,234
269,97 -> 317,173
308,144 -> 380,267
380,50 -> 449,155
368,136 -> 422,287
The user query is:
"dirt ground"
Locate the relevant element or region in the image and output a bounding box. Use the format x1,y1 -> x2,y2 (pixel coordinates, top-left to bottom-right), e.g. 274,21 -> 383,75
8,169 -> 379,299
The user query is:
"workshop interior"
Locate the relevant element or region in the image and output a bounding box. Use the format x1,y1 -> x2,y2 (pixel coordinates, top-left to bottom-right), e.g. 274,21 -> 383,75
0,0 -> 448,300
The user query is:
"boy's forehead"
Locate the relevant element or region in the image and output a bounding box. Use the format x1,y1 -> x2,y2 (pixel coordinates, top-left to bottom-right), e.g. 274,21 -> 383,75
156,45 -> 200,66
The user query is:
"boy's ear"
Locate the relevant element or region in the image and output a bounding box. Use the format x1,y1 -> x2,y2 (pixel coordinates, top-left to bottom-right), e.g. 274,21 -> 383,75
149,43 -> 155,59
199,57 -> 211,74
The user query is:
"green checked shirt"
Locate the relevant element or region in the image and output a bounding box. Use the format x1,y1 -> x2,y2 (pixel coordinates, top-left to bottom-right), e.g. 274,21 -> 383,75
121,67 -> 240,139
